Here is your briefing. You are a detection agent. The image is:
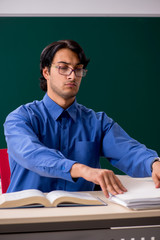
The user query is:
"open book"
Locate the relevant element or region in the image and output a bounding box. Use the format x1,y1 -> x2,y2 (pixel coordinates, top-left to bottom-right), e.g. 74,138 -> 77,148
109,175 -> 160,210
0,189 -> 105,208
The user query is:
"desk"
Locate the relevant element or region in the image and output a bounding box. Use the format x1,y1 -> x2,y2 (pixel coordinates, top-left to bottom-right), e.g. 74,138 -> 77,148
0,191 -> 160,240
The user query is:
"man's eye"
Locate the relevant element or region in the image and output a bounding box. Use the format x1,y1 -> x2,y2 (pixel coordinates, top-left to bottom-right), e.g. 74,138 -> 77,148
76,68 -> 83,72
59,66 -> 69,70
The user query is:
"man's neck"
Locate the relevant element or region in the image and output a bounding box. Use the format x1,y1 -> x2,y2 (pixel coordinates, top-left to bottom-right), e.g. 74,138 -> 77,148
47,93 -> 75,109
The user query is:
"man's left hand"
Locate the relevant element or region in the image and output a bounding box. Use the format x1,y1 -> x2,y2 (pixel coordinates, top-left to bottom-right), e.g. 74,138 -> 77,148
152,161 -> 160,188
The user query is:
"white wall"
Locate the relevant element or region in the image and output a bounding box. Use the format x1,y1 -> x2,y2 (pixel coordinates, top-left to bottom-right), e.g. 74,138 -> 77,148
0,0 -> 160,16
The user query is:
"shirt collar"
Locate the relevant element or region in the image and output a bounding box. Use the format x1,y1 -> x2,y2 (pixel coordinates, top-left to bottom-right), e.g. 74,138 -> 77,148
43,94 -> 77,122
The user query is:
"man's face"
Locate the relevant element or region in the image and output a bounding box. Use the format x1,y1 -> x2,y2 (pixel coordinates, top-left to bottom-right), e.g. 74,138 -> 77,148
43,48 -> 83,107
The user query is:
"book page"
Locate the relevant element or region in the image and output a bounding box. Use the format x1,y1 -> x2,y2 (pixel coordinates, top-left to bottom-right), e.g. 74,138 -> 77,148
0,189 -> 45,203
0,189 -> 52,208
46,190 -> 100,205
113,175 -> 160,202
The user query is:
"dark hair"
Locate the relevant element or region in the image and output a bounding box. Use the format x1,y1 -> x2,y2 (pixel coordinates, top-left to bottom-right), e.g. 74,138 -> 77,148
39,39 -> 90,92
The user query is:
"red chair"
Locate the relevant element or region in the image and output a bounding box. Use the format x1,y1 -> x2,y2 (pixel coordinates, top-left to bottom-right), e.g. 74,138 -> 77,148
0,149 -> 11,193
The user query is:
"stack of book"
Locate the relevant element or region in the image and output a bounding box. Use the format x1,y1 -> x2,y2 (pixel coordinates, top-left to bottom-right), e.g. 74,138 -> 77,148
109,175 -> 160,210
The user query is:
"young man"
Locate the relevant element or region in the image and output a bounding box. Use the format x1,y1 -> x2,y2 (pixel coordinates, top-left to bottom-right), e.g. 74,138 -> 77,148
4,40 -> 160,197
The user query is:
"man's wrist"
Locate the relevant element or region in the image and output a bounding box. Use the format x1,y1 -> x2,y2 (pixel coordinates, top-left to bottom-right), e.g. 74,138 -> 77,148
151,157 -> 160,172
70,163 -> 85,178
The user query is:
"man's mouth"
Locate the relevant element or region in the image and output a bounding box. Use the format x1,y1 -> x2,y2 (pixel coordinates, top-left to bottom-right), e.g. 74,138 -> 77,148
65,82 -> 77,87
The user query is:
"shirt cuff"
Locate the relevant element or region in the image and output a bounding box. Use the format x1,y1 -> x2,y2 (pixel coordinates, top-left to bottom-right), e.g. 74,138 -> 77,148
146,156 -> 158,175
151,157 -> 160,172
59,159 -> 78,183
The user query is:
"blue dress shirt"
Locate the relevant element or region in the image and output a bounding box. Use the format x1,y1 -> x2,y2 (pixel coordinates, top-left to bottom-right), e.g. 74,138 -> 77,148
4,94 -> 158,192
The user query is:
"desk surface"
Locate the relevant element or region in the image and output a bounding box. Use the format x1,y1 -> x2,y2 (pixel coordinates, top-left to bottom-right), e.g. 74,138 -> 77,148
1,178 -> 160,237
0,191 -> 160,226
0,191 -> 160,236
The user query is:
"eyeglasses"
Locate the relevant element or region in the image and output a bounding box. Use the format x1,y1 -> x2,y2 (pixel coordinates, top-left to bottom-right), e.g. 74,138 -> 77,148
52,64 -> 87,77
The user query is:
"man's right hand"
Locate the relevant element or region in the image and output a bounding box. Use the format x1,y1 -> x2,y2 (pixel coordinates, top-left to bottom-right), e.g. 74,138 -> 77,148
70,163 -> 127,198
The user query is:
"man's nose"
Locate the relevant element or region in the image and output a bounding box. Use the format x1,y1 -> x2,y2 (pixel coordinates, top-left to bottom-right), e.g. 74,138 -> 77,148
67,69 -> 76,79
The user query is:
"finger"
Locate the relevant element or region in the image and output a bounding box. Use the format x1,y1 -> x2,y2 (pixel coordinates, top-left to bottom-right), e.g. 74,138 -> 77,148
103,174 -> 119,196
152,173 -> 160,188
114,175 -> 127,193
102,171 -> 125,195
98,178 -> 110,198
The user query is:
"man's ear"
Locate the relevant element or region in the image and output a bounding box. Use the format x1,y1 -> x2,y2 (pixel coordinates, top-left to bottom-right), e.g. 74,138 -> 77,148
43,67 -> 50,80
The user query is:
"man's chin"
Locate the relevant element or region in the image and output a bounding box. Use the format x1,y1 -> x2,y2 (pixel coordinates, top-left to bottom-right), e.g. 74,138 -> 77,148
63,89 -> 78,99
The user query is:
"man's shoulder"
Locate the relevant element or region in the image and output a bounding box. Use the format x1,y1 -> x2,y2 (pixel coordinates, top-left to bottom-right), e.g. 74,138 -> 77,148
6,99 -> 44,120
76,103 -> 106,119
77,102 -> 96,114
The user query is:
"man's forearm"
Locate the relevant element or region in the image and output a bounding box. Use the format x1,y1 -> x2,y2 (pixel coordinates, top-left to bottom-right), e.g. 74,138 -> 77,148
70,163 -> 89,178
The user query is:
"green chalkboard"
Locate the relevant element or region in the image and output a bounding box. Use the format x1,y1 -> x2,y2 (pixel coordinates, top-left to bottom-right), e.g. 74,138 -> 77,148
0,17 -> 160,174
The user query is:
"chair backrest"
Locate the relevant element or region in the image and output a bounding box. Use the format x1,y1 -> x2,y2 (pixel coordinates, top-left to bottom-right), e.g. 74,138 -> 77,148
0,149 -> 11,193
